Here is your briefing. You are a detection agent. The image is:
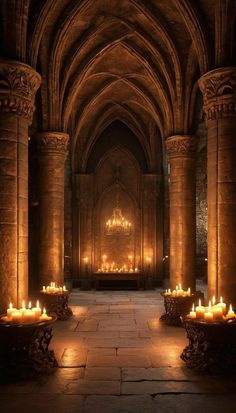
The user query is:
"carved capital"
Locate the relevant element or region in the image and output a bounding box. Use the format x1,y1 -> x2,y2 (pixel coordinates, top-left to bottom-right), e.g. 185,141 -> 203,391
198,67 -> 236,121
36,132 -> 69,156
166,136 -> 196,159
0,60 -> 41,122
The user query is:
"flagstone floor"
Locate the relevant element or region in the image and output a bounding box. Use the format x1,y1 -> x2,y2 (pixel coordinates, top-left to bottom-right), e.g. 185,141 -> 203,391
1,287 -> 236,413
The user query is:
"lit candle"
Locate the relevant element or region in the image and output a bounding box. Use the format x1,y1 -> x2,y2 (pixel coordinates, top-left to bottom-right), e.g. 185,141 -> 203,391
196,299 -> 205,319
32,300 -> 42,319
226,304 -> 235,319
212,305 -> 223,321
20,300 -> 26,314
204,311 -> 213,323
7,303 -> 17,319
40,308 -> 52,321
23,309 -> 36,323
217,296 -> 227,314
43,286 -> 46,292
189,304 -> 196,319
11,310 -> 23,323
187,288 -> 191,296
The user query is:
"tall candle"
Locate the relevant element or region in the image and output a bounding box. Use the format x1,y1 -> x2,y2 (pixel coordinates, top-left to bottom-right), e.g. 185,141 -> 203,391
32,300 -> 41,319
196,300 -> 205,319
212,306 -> 223,321
217,296 -> 227,314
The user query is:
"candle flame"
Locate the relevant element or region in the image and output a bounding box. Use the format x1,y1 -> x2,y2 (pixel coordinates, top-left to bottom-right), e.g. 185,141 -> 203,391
43,308 -> 46,315
230,304 -> 233,311
212,296 -> 216,305
199,299 -> 201,307
192,304 -> 195,311
220,296 -> 223,303
28,301 -> 31,309
36,300 -> 39,308
179,283 -> 182,290
9,302 -> 12,309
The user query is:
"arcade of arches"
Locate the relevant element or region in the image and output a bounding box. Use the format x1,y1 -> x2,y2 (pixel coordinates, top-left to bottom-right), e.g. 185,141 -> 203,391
0,2 -> 236,318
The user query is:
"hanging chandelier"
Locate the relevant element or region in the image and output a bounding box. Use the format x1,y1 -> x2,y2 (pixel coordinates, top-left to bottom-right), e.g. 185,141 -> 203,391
105,194 -> 131,236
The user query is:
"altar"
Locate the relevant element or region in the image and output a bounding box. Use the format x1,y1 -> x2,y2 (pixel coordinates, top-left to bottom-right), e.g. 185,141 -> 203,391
93,271 -> 143,289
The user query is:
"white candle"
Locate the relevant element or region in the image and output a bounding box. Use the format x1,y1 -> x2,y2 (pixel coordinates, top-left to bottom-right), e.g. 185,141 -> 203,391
23,309 -> 36,323
212,305 -> 223,321
204,311 -> 213,323
32,300 -> 41,319
217,296 -> 227,314
11,311 -> 23,323
226,304 -> 235,319
7,303 -> 17,319
196,299 -> 205,319
40,308 -> 52,321
189,304 -> 196,319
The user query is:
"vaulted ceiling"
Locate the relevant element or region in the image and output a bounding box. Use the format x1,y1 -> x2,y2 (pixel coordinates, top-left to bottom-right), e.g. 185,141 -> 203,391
1,0 -> 235,172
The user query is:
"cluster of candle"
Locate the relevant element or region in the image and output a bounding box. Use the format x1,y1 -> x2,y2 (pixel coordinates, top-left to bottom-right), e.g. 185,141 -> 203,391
42,282 -> 67,294
97,264 -> 139,273
1,301 -> 52,324
187,297 -> 235,322
164,284 -> 191,297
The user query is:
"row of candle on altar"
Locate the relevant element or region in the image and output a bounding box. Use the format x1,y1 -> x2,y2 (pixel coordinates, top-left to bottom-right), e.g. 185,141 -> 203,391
42,282 -> 67,294
1,301 -> 51,324
164,284 -> 191,297
187,297 -> 235,322
97,264 -> 139,273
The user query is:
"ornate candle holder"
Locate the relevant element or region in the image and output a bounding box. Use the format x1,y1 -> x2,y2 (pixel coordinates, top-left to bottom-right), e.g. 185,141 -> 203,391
0,315 -> 57,383
181,317 -> 236,373
39,284 -> 73,320
160,293 -> 195,326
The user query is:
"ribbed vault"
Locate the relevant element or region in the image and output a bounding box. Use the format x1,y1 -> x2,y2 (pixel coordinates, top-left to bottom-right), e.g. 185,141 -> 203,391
0,0 -> 223,165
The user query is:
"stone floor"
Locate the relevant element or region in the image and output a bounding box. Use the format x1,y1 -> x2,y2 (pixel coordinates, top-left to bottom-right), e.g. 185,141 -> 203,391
1,288 -> 236,412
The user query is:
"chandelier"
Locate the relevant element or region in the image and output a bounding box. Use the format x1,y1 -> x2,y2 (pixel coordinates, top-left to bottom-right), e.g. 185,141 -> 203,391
105,195 -> 131,236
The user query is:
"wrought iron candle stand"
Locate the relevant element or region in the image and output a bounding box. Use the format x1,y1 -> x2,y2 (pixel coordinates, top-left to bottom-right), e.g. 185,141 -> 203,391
39,291 -> 73,321
0,316 -> 58,383
160,293 -> 195,326
181,318 -> 236,373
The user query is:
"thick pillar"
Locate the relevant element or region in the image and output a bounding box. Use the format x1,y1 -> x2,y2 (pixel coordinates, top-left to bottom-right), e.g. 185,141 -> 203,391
166,136 -> 196,291
0,60 -> 40,310
36,132 -> 69,287
199,67 -> 236,303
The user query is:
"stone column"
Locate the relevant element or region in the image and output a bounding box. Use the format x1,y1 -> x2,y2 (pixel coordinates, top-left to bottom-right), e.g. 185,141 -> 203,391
0,60 -> 40,310
36,132 -> 69,287
166,136 -> 196,291
199,67 -> 236,303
